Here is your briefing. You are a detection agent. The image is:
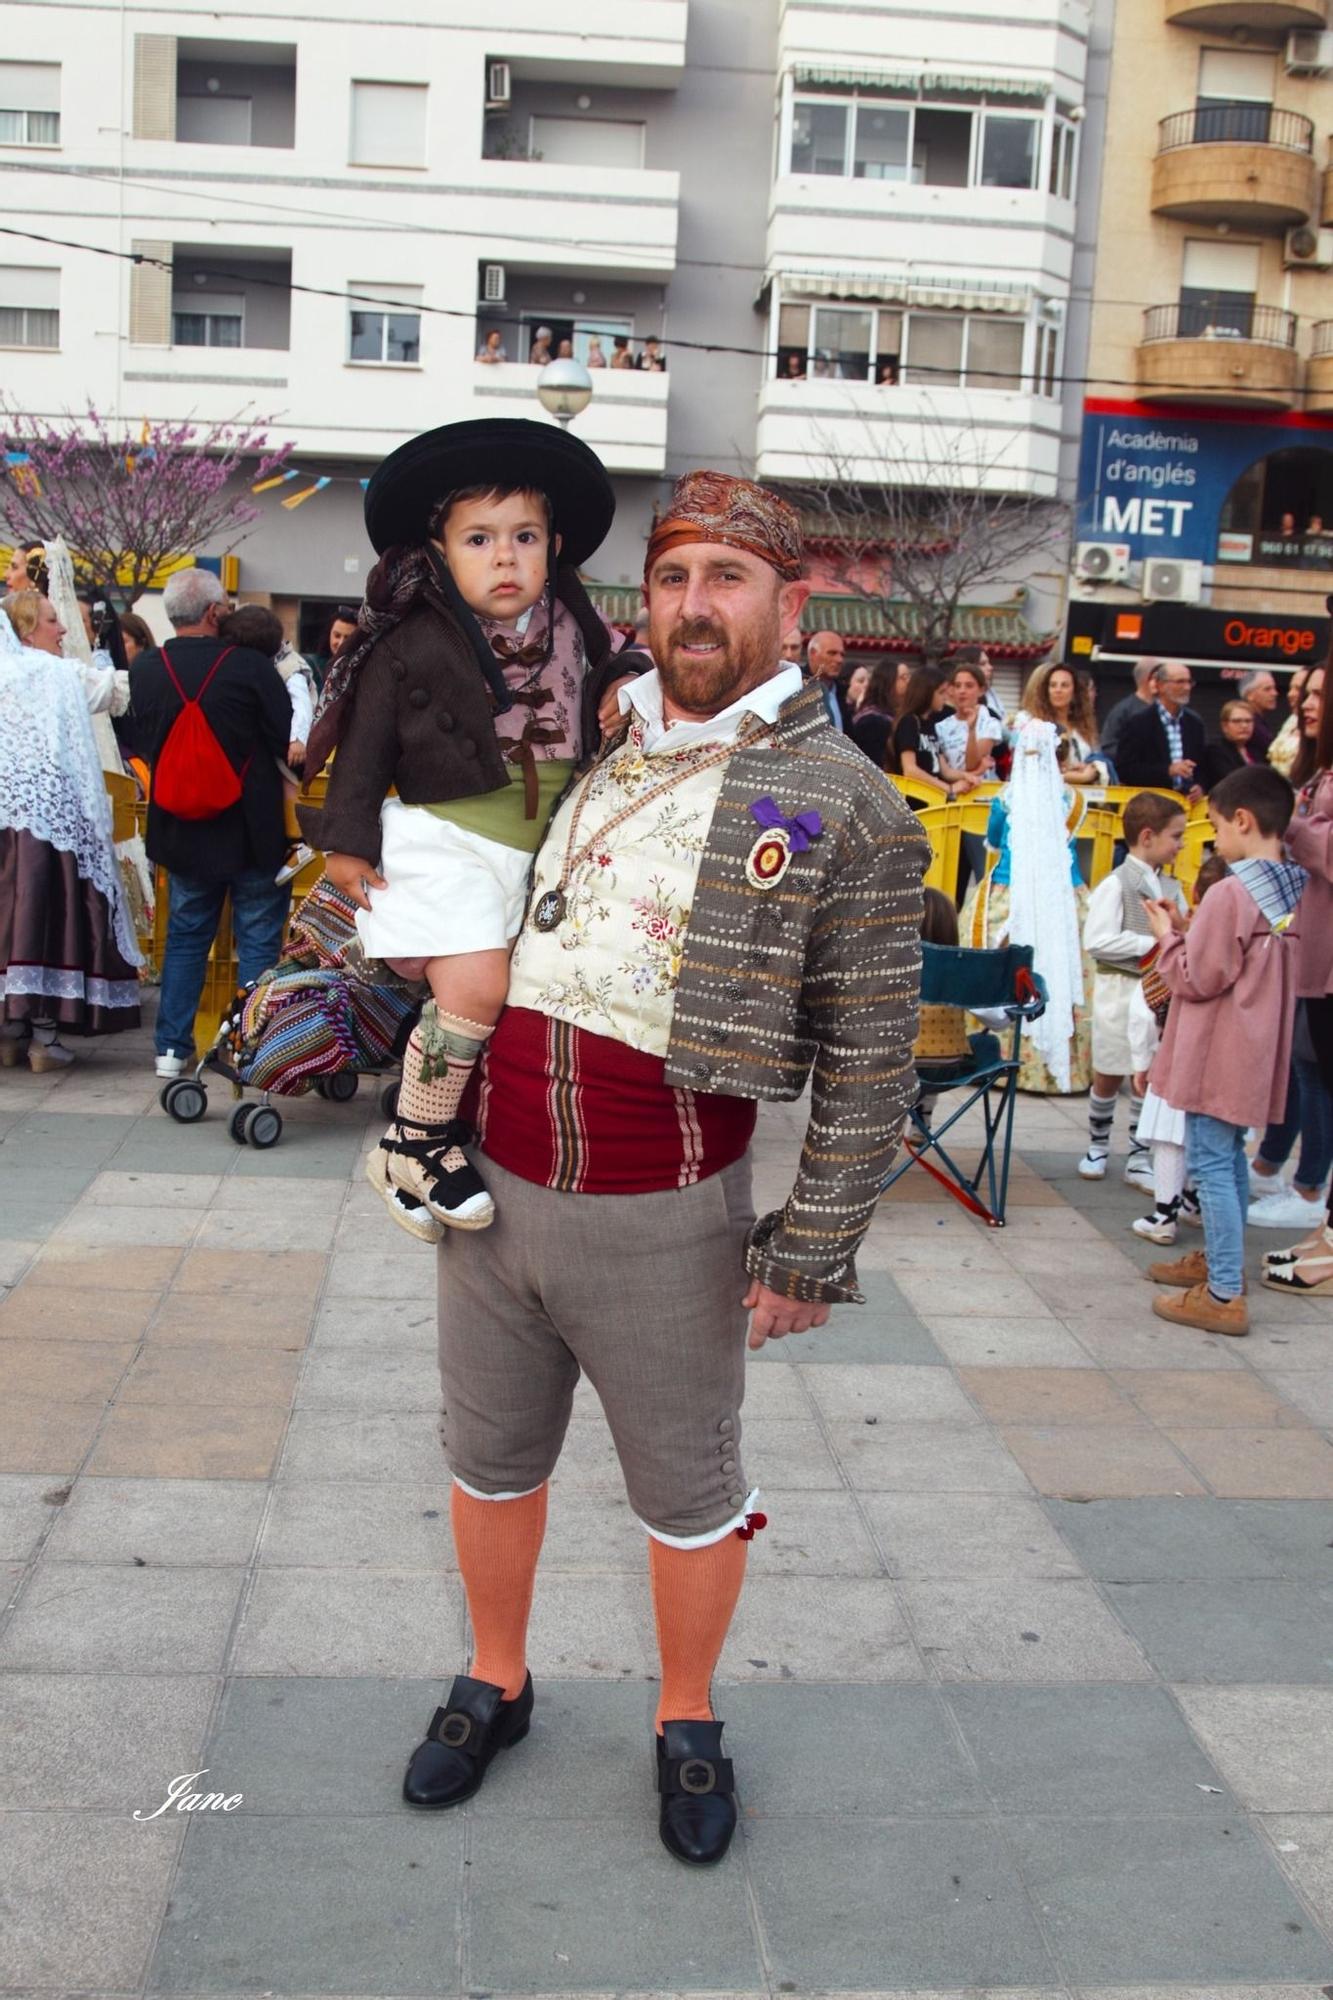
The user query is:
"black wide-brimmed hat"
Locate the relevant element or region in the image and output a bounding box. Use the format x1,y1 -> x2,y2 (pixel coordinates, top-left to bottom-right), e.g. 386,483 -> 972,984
363,417 -> 615,566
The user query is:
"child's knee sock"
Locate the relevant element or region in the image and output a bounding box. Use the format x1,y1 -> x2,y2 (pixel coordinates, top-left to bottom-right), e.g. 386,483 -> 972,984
1128,1088 -> 1148,1161
396,1003 -> 492,1156
1153,1139 -> 1186,1208
648,1532 -> 748,1733
1087,1088 -> 1118,1159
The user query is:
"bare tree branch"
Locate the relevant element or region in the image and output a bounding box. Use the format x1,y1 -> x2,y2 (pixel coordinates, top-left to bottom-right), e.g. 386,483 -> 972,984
0,403 -> 291,596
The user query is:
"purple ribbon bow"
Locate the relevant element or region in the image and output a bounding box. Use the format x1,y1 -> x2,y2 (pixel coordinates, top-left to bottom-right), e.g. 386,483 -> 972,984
750,796 -> 822,852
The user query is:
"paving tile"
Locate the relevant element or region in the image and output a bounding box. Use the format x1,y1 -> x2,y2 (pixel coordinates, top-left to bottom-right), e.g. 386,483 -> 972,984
85,1402 -> 287,1480
0,1472 -> 65,1558
746,1818 -> 1055,1989
1114,1370 -> 1313,1429
796,1362 -> 979,1423
0,1286 -> 162,1341
0,1336 -> 136,1404
961,1367 -> 1140,1429
212,1173 -> 348,1212
1104,1580 -> 1333,1683
999,1427 -> 1205,1500
146,1291 -> 314,1348
0,1236 -> 39,1281
1004,1815 -> 1331,1983
719,1417 -> 841,1490
0,1671 -> 217,1808
1261,1813 -> 1333,1933
324,1246 -> 437,1300
1165,1427 -> 1333,1499
862,1494 -> 1083,1580
925,1316 -> 1099,1368
826,1420 -> 1033,1494
86,1169 -> 224,1206
1228,1500 -> 1333,1580
1259,1368 -> 1333,1427
310,1293 -> 437,1351
790,1309 -> 947,1365
524,1571 -> 656,1679
537,1488 -> 650,1571
1248,1323 -> 1333,1372
468,1817 -> 763,1990
279,1408 -> 445,1483
0,1813 -> 180,1989
736,1363 -> 812,1419
172,1246 -> 328,1300
148,1813 -> 465,1995
232,1567 -> 465,1676
295,1343 -> 440,1412
1043,1498 -> 1287,1582
49,1202 -> 205,1247
24,1242 -> 182,1290
0,1561 -> 243,1672
118,1342 -> 301,1408
1175,1688 -> 1333,1811
894,1265 -> 1056,1320
946,1683 -> 1235,1814
897,1578 -> 1153,1683
0,1396 -> 103,1474
747,1490 -> 884,1576
259,1480 -> 457,1569
44,1477 -> 266,1565
192,1207 -> 341,1252
1069,1312 -> 1248,1369
728,1681 -> 984,1816
203,1675 -> 448,1818
718,1575 -> 923,1683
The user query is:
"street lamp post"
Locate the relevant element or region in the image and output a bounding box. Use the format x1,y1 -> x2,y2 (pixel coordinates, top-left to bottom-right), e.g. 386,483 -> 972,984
535,357 -> 593,427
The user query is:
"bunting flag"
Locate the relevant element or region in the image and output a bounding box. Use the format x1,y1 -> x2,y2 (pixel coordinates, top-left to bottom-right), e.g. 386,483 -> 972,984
281,475 -> 332,510
252,468 -> 300,495
5,451 -> 40,497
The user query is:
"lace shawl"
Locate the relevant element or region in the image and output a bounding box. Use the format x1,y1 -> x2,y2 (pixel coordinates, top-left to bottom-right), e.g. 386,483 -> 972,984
1005,718 -> 1083,1092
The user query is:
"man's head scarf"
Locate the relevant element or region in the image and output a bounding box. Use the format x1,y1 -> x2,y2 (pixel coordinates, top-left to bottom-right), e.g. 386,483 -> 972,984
645,471 -> 804,584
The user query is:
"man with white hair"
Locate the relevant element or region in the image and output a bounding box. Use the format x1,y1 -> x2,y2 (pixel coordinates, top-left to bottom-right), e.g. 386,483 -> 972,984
130,567 -> 293,1077
1237,668 -> 1279,755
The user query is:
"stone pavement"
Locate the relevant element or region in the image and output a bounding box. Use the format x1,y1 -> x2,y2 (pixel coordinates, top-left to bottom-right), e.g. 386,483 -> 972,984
1,1019 -> 1332,2000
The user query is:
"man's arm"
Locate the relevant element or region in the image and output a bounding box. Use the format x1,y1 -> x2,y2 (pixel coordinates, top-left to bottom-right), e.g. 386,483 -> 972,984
1115,710 -> 1170,788
744,792 -> 926,1315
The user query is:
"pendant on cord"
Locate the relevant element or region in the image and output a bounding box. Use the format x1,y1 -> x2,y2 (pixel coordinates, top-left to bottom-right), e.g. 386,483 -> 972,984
532,887 -> 568,932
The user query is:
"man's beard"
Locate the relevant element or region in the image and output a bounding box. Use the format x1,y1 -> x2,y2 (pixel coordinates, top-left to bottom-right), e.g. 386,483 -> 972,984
653,614 -> 779,717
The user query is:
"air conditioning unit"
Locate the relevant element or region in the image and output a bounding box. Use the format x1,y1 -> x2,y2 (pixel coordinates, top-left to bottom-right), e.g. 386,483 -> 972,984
1143,558 -> 1203,605
1285,225 -> 1333,269
1287,28 -> 1333,71
482,263 -> 506,303
1074,540 -> 1131,584
486,60 -> 512,109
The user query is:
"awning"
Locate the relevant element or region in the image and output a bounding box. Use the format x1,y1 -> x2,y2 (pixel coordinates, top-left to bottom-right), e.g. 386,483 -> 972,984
791,63 -> 1050,103
767,268 -> 1033,314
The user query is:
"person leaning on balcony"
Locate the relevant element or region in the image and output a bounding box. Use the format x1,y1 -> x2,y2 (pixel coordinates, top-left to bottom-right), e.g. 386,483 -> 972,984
636,336 -> 666,373
476,330 -> 507,365
610,335 -> 633,370
586,338 -> 607,369
529,326 -> 553,365
782,352 -> 806,380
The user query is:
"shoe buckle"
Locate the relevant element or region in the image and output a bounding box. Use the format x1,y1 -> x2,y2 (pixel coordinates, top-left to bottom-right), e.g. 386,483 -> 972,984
678,1757 -> 716,1795
436,1711 -> 474,1749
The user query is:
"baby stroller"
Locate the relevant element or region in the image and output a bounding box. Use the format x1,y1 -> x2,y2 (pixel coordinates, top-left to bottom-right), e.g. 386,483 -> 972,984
159,878 -> 420,1148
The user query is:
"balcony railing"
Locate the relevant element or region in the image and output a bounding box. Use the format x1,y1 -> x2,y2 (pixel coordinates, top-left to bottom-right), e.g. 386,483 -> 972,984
1157,105 -> 1314,154
1142,302 -> 1297,346
1313,320 -> 1333,357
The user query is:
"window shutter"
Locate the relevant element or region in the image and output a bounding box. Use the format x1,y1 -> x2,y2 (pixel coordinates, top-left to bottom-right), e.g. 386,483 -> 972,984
349,81 -> 426,167
1197,49 -> 1276,102
133,35 -> 177,141
0,266 -> 59,308
0,63 -> 60,112
129,240 -> 172,344
1182,239 -> 1261,291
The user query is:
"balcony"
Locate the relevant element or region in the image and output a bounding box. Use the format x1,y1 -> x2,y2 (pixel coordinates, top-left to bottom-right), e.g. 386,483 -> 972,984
1151,106 -> 1316,226
1307,320 -> 1333,411
472,161 -> 680,278
470,363 -> 668,474
753,378 -> 1061,498
1165,0 -> 1327,24
175,41 -> 296,148
1137,303 -> 1300,408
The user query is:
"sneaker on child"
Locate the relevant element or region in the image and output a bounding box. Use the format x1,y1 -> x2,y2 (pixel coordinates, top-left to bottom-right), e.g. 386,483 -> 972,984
1077,1150 -> 1109,1180
1123,1153 -> 1155,1193
1248,1187 -> 1327,1231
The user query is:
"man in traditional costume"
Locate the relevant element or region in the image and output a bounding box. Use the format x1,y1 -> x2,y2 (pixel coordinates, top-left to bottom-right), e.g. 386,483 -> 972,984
401,473 -> 928,1865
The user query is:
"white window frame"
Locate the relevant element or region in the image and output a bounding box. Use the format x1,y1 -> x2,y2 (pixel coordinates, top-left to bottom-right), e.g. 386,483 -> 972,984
775,289 -> 1052,395
346,284 -> 422,366
0,108 -> 59,146
0,264 -> 59,348
0,62 -> 60,148
1049,105 -> 1079,201
348,80 -> 428,169
787,90 -> 1042,192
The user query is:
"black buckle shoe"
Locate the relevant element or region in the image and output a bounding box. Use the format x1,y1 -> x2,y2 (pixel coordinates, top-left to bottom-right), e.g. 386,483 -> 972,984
656,1719 -> 737,1865
402,1672 -> 533,1809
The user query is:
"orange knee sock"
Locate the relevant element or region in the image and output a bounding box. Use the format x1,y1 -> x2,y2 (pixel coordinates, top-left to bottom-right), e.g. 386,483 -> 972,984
648,1531 -> 748,1733
451,1482 -> 547,1701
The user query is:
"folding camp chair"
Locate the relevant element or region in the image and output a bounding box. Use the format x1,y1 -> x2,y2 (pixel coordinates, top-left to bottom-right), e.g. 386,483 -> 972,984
880,940 -> 1047,1228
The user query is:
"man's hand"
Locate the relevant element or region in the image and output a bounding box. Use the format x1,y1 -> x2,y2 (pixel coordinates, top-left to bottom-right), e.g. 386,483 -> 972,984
598,674 -> 638,737
743,1279 -> 832,1351
287,738 -> 306,770
325,850 -> 386,912
1167,757 -> 1195,780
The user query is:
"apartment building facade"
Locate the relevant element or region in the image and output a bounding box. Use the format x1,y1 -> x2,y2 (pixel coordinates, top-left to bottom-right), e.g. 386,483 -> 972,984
1070,0 -> 1333,694
0,0 -> 1090,655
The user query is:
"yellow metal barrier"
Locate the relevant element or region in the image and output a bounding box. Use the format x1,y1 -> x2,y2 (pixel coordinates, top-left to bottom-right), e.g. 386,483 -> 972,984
104,770 -> 138,844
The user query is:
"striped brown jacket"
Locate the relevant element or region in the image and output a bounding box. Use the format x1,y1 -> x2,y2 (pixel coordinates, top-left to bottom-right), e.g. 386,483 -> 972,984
659,678 -> 928,1304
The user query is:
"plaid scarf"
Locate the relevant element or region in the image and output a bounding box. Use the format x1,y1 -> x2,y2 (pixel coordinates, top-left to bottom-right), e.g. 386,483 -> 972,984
1229,856 -> 1307,933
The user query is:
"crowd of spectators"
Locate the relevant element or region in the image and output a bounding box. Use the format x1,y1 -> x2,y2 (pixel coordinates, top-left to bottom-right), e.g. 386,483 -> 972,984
476,327 -> 666,371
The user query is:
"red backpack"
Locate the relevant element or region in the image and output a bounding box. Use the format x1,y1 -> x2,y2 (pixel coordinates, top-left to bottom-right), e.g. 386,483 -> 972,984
153,645 -> 246,821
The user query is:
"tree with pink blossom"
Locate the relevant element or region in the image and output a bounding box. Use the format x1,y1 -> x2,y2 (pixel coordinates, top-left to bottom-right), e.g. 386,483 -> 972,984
0,403 -> 291,595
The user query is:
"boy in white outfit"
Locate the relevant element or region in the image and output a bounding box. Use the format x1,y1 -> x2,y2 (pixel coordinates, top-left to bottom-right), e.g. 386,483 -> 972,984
1079,792 -> 1188,1187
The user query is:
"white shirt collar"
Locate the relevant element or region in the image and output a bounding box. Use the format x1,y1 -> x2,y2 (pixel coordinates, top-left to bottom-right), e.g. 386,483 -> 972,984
618,663 -> 804,754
